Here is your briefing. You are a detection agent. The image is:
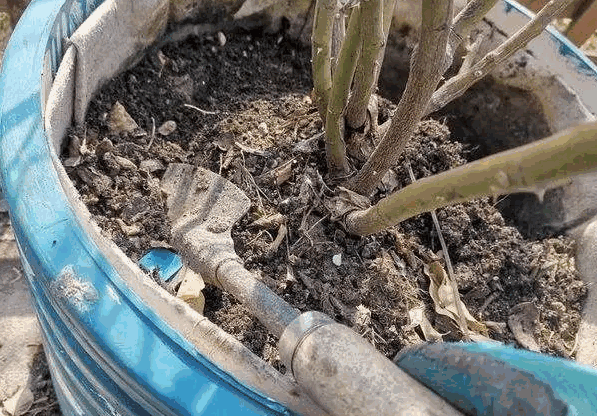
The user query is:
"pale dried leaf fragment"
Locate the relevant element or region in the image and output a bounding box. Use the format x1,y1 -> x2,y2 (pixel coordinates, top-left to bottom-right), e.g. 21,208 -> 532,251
156,50 -> 169,67
264,224 -> 287,258
64,134 -> 89,167
379,168 -> 400,193
140,159 -> 165,173
425,261 -> 487,335
324,186 -> 371,222
233,0 -> 280,19
354,304 -> 372,331
108,101 -> 138,134
114,155 -> 137,170
217,31 -> 226,47
509,301 -> 540,352
406,305 -> 444,342
249,212 -> 286,229
2,386 -> 34,416
158,120 -> 177,136
177,266 -> 206,314
76,166 -> 113,195
257,159 -> 295,186
116,218 -> 142,236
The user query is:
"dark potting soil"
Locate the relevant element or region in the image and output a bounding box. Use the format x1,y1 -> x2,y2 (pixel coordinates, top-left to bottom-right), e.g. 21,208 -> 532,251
62,27 -> 586,371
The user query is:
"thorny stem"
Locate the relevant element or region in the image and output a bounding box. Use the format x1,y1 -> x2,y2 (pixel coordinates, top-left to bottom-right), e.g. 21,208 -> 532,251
325,5 -> 362,176
345,0 -> 385,130
426,0 -> 575,116
312,0 -> 337,122
344,121 -> 597,236
348,0 -> 454,195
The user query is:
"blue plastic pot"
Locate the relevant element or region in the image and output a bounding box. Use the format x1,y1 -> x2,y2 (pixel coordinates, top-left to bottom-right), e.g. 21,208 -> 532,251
0,1 -> 317,414
1,0 -> 597,415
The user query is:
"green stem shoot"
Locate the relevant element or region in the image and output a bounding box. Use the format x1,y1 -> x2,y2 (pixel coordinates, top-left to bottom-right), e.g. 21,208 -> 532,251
312,0 -> 337,122
345,0 -> 385,131
325,4 -> 362,176
345,121 -> 597,235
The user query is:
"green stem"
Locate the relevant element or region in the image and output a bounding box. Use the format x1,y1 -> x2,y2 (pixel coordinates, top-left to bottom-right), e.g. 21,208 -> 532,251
331,10 -> 346,75
345,0 -> 385,131
348,0 -> 454,195
312,0 -> 337,123
325,4 -> 362,176
345,121 -> 597,235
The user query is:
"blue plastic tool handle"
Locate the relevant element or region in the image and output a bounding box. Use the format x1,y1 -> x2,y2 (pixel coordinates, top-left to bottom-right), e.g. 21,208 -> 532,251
396,342 -> 597,415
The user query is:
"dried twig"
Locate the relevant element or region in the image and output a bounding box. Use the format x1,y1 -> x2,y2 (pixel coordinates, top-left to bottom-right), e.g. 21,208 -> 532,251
265,224 -> 288,258
146,117 -> 156,151
478,291 -> 500,316
291,214 -> 330,251
183,103 -> 220,115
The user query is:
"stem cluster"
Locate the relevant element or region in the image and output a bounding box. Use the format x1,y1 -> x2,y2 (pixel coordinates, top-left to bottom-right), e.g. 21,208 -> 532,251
311,0 -> 583,234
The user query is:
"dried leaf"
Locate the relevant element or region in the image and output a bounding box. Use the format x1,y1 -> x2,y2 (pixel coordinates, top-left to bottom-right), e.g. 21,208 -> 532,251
425,261 -> 487,335
508,302 -> 540,352
407,305 -> 443,342
114,155 -> 137,170
217,31 -> 226,47
156,50 -> 169,67
116,218 -> 141,236
140,159 -> 165,173
64,134 -> 87,167
257,158 -> 295,186
234,0 -> 279,19
249,212 -> 286,229
379,169 -> 400,193
177,267 -> 206,314
354,304 -> 372,330
108,101 -> 138,134
158,120 -> 177,136
235,140 -> 270,156
2,386 -> 33,416
324,186 -> 371,222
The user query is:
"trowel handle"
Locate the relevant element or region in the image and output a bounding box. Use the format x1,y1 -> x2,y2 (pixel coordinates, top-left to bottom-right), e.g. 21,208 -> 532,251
278,312 -> 464,416
211,259 -> 299,337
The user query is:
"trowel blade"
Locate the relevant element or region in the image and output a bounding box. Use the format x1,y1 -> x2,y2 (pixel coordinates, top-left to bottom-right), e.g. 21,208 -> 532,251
161,163 -> 250,234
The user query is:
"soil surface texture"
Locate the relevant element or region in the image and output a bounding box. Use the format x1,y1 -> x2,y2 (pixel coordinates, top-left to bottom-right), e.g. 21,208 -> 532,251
62,27 -> 586,372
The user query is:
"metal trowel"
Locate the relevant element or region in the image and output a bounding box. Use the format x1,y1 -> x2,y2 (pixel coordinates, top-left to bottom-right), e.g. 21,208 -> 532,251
161,163 -> 299,336
160,163 -> 465,416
